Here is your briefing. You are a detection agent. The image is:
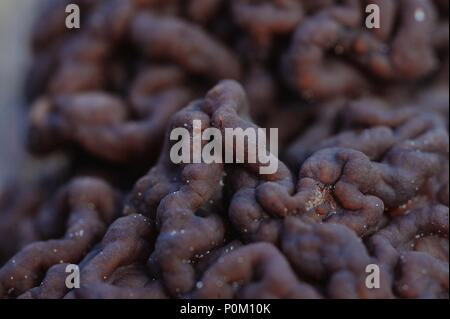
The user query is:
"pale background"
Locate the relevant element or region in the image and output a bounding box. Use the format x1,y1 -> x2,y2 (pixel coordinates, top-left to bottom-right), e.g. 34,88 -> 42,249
0,0 -> 65,186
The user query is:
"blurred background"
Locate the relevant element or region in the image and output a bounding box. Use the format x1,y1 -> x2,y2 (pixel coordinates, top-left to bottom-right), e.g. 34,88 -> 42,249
0,0 -> 34,183
0,1 -> 64,186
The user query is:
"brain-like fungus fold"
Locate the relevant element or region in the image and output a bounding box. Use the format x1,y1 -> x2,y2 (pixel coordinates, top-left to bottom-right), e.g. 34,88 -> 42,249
0,177 -> 120,298
0,0 -> 448,300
